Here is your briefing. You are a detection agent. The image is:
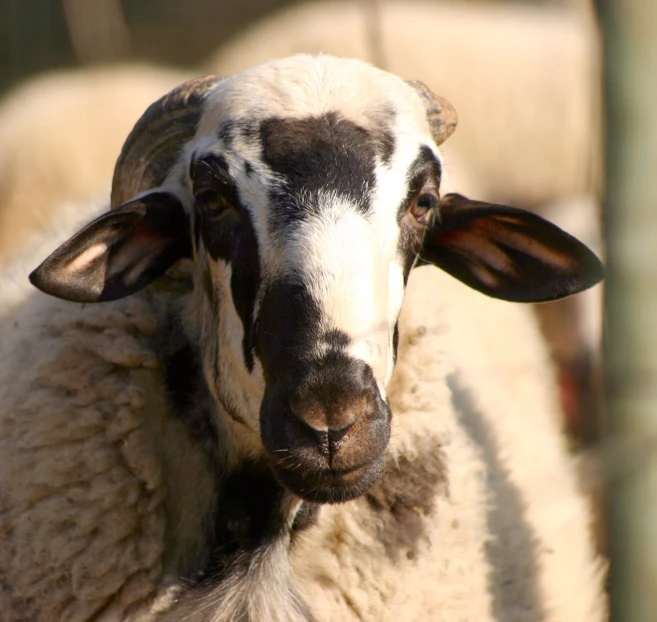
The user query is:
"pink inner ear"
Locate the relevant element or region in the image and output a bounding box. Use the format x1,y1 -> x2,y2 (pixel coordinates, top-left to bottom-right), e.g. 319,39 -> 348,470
63,242 -> 109,275
470,218 -> 578,272
441,229 -> 517,275
107,228 -> 170,281
469,262 -> 502,289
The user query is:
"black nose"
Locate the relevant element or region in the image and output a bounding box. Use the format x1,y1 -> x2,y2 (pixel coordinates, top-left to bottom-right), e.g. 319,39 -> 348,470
287,355 -> 378,439
260,355 -> 391,502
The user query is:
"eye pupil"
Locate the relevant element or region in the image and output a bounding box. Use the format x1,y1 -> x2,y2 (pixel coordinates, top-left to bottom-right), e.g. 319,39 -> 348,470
410,192 -> 438,223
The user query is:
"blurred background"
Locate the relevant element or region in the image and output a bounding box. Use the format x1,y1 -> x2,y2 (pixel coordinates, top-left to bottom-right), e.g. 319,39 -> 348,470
0,0 -> 654,619
0,0 -> 587,90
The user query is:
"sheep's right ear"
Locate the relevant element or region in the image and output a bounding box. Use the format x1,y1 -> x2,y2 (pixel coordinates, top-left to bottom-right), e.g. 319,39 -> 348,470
29,191 -> 191,302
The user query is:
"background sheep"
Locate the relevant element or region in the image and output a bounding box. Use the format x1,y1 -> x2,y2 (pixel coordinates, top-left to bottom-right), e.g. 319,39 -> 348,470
206,0 -> 603,209
0,55 -> 606,621
0,63 -> 191,265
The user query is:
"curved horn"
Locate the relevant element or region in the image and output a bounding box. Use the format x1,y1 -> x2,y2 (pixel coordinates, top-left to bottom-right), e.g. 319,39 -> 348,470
406,80 -> 458,146
111,75 -> 224,208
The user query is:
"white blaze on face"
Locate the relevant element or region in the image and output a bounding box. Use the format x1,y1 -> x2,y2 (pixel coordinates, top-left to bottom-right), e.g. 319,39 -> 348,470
281,194 -> 400,391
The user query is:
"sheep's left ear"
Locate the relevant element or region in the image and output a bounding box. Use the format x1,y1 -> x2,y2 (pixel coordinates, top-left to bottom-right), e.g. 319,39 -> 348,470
417,193 -> 604,302
29,191 -> 191,303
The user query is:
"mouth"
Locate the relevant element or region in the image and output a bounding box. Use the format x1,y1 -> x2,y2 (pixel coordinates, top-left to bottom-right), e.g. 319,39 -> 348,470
271,456 -> 385,504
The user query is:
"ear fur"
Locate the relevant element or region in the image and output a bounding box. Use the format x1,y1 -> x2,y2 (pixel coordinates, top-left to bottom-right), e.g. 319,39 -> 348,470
29,192 -> 191,302
418,193 -> 604,302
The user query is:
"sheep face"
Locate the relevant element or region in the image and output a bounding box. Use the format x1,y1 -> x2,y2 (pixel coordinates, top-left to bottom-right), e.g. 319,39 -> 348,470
29,55 -> 604,505
185,59 -> 443,503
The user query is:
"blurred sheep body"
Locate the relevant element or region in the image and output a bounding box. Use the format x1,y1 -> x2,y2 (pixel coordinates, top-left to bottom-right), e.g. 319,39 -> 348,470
0,64 -> 191,264
206,0 -> 603,208
0,55 -> 606,621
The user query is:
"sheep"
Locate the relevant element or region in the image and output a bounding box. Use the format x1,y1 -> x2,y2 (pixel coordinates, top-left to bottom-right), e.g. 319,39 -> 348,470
0,55 -> 607,621
0,63 -> 192,265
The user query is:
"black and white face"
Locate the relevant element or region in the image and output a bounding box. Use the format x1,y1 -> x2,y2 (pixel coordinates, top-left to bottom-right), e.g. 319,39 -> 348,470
29,55 -> 604,505
188,58 -> 442,502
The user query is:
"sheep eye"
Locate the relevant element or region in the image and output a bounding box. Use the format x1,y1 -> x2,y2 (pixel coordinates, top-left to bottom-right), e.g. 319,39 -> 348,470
196,190 -> 233,217
410,192 -> 439,223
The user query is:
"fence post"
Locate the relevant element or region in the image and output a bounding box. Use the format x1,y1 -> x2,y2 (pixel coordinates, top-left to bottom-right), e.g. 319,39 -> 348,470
597,0 -> 657,619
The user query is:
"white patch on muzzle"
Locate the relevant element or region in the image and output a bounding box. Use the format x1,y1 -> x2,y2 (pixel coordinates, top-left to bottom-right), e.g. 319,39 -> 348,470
282,194 -> 405,394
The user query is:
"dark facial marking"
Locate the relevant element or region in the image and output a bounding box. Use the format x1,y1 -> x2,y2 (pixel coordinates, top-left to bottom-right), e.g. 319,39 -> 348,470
256,280 -> 323,381
229,213 -> 261,372
392,322 -> 400,365
217,120 -> 236,148
259,112 -> 378,230
373,129 -> 396,167
192,155 -> 262,372
158,314 -> 223,466
322,328 -> 351,351
244,160 -> 254,177
365,435 -> 448,561
217,119 -> 260,147
399,146 -> 442,221
396,146 -> 443,279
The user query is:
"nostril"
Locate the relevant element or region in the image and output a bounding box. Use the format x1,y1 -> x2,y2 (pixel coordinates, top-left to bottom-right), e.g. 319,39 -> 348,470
314,430 -> 330,456
310,425 -> 352,459
328,423 -> 351,444
299,425 -> 353,459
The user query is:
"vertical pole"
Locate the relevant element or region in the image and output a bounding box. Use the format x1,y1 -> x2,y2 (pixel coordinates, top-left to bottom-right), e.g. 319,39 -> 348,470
598,0 -> 657,619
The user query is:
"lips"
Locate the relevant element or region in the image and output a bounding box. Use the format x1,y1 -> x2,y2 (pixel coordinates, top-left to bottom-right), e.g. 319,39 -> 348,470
271,456 -> 385,504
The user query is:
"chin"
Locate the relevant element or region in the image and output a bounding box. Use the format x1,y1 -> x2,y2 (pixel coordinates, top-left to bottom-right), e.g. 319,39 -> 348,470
272,457 -> 385,504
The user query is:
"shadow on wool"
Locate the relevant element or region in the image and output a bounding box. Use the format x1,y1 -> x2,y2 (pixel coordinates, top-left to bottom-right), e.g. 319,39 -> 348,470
448,372 -> 545,622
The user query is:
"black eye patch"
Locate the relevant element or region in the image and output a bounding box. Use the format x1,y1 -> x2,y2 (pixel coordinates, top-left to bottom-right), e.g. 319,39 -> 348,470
397,147 -> 442,221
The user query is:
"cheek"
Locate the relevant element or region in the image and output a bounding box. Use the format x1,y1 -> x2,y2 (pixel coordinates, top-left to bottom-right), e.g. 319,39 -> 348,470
399,216 -> 426,277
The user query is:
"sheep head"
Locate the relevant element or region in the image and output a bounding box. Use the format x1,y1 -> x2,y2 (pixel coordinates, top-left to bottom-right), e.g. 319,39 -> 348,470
29,55 -> 603,504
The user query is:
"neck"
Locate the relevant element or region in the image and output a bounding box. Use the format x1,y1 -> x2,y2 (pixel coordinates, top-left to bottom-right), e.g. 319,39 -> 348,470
155,298 -> 316,620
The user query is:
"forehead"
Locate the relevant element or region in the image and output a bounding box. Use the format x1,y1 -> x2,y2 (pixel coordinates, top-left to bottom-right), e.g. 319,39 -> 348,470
198,55 -> 432,136
193,56 -> 436,173
190,56 -> 440,242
